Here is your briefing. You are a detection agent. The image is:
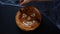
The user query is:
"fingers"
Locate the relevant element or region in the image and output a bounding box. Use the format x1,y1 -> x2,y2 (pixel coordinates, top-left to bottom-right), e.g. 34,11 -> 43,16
20,0 -> 26,5
20,0 -> 31,5
20,0 -> 24,5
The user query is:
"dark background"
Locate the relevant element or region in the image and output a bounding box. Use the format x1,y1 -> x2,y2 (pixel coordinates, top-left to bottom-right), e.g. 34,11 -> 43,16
0,0 -> 60,34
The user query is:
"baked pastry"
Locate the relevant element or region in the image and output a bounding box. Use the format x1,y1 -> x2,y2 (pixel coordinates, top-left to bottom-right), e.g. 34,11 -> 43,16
15,6 -> 41,31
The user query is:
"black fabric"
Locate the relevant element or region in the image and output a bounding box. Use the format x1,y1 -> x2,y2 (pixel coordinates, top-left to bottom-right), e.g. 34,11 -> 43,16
0,0 -> 60,34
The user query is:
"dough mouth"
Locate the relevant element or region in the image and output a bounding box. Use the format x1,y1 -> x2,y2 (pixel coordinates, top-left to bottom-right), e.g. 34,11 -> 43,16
15,6 -> 41,31
22,20 -> 35,26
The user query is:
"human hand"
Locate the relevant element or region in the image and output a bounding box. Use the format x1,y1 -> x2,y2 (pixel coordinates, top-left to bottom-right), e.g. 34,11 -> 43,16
20,0 -> 52,5
20,0 -> 32,5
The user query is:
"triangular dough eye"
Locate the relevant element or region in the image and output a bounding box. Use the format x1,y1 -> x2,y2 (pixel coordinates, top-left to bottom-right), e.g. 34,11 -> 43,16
31,13 -> 35,17
22,13 -> 27,18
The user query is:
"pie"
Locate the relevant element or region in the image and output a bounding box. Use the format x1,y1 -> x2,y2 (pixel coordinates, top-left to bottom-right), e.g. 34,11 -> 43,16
15,6 -> 41,31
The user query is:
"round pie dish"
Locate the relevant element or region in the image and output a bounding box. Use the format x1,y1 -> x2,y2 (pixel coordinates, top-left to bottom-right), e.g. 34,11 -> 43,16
15,6 -> 42,31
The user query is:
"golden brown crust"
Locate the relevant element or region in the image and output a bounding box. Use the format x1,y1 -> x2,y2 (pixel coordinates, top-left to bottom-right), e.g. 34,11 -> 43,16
15,6 -> 41,31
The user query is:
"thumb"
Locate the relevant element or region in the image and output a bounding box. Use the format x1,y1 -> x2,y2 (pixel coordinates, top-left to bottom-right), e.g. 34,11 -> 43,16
20,0 -> 29,5
20,1 -> 26,5
20,0 -> 31,5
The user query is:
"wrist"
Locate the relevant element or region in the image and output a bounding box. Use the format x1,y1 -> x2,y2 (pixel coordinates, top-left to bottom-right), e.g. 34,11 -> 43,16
31,0 -> 52,2
32,0 -> 36,1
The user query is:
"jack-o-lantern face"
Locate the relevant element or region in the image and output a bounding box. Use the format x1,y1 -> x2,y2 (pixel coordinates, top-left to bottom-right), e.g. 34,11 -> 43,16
15,6 -> 41,31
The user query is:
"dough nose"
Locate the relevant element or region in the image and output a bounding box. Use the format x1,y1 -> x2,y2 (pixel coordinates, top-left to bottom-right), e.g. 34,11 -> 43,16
27,16 -> 31,20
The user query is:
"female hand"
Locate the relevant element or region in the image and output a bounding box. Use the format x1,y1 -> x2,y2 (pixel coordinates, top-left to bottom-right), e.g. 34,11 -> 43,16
20,0 -> 32,5
20,0 -> 52,5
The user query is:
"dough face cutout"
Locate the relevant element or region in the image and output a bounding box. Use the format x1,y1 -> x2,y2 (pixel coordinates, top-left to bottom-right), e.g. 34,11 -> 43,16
15,6 -> 41,31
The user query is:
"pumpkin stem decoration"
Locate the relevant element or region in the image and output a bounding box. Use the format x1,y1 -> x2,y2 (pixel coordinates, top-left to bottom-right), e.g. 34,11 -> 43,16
15,6 -> 42,31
